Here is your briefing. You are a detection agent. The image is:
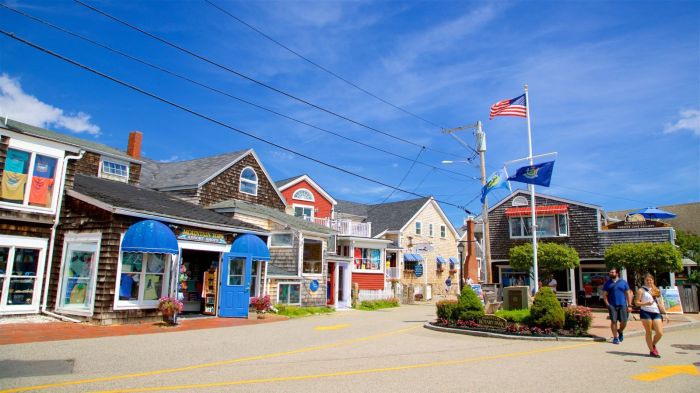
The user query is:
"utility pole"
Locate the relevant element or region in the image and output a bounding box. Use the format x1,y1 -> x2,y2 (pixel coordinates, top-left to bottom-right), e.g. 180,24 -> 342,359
442,121 -> 492,283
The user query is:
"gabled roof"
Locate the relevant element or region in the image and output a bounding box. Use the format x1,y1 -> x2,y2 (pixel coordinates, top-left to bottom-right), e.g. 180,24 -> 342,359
337,197 -> 431,237
1,118 -> 139,163
69,174 -> 264,232
275,174 -> 337,205
488,189 -> 602,213
208,198 -> 337,235
140,150 -> 249,189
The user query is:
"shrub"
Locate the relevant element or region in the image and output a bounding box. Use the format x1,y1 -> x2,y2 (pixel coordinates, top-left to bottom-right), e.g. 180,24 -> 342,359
495,308 -> 531,323
456,285 -> 484,321
358,298 -> 400,311
529,287 -> 564,329
564,305 -> 593,335
274,304 -> 334,318
436,300 -> 459,321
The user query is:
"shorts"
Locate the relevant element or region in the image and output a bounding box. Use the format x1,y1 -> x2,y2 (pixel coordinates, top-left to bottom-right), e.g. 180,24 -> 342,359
640,309 -> 662,320
608,304 -> 628,323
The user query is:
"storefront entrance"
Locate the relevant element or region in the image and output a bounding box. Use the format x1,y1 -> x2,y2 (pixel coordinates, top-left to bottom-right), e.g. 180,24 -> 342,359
218,234 -> 270,318
179,249 -> 221,314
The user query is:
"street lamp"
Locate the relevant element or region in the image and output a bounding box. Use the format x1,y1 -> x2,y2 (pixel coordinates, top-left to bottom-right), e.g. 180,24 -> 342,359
457,241 -> 465,291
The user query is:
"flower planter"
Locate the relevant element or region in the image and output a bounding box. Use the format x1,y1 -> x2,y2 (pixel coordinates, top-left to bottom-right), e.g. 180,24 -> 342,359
161,309 -> 176,325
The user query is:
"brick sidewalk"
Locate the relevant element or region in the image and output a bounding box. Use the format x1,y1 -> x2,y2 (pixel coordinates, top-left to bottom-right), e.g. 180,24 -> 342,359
0,314 -> 286,346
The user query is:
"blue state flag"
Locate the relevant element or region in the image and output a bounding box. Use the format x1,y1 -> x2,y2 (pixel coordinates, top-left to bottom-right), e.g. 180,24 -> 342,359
480,168 -> 510,203
508,161 -> 555,187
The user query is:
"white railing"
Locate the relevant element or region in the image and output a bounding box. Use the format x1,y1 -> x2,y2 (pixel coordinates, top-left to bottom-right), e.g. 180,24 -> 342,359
386,267 -> 401,280
304,217 -> 372,237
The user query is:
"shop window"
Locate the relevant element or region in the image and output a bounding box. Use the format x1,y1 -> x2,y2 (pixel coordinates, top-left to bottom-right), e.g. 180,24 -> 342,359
500,267 -> 530,288
415,221 -> 422,235
270,233 -> 293,247
117,253 -> 168,308
509,214 -> 568,238
303,239 -> 322,274
57,236 -> 99,315
100,159 -> 129,183
239,167 -> 258,195
0,236 -> 47,313
292,188 -> 314,202
440,225 -> 446,238
278,283 -> 300,304
353,248 -> 381,271
1,147 -> 60,210
294,205 -> 314,219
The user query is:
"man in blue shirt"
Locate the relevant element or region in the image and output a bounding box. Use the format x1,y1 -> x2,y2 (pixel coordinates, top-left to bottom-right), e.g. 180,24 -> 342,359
602,267 -> 633,344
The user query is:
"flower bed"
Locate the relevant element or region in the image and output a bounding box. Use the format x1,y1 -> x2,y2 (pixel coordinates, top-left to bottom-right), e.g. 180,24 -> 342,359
430,318 -> 594,338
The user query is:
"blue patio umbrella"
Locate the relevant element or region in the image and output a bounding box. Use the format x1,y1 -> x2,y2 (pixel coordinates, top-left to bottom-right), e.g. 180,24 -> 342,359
629,207 -> 677,220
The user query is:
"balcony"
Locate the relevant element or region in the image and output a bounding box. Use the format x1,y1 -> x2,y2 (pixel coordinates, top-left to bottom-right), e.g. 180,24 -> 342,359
304,217 -> 372,237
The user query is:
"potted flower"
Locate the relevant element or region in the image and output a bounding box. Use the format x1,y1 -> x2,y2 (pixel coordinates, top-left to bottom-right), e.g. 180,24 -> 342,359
250,295 -> 271,319
158,296 -> 183,325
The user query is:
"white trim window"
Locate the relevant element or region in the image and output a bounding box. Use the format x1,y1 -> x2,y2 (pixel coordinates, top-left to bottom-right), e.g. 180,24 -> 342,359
239,167 -> 258,195
302,239 -> 323,274
99,158 -> 129,183
56,233 -> 101,316
415,221 -> 422,235
292,188 -> 314,202
277,282 -> 301,304
0,139 -> 64,213
353,247 -> 382,271
0,235 -> 48,314
440,225 -> 446,238
115,252 -> 170,309
293,204 -> 314,219
429,223 -> 434,237
270,233 -> 293,247
509,214 -> 569,238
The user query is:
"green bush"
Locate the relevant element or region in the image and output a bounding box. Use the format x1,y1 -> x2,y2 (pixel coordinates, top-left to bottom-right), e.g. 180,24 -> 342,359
495,308 -> 531,323
357,298 -> 400,311
274,304 -> 334,318
456,286 -> 484,321
436,300 -> 459,321
529,287 -> 564,329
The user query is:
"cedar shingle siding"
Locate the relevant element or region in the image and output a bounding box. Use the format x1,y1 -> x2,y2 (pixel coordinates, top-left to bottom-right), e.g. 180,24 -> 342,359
72,152 -> 141,185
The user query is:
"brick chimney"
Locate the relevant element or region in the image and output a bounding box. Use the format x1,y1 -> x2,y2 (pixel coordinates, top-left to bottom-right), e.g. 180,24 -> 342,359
127,131 -> 142,159
465,217 -> 479,283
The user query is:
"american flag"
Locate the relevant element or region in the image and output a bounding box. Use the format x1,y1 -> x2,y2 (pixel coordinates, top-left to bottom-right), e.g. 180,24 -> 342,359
489,94 -> 527,120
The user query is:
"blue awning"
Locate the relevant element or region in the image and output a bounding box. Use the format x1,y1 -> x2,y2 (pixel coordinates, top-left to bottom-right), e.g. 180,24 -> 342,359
436,256 -> 446,264
121,220 -> 179,254
230,233 -> 270,260
403,253 -> 424,262
449,257 -> 459,264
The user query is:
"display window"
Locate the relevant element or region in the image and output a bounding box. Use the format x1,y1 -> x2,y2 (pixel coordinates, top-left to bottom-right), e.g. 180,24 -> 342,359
500,267 -> 530,288
116,252 -> 169,308
581,268 -> 607,306
302,239 -> 323,274
0,140 -> 62,212
0,236 -> 47,313
509,214 -> 568,238
353,248 -> 381,271
57,234 -> 100,316
278,282 -> 301,304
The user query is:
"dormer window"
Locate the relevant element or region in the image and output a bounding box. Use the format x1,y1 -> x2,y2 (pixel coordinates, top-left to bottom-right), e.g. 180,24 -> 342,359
239,167 -> 258,195
292,188 -> 314,202
100,158 -> 129,183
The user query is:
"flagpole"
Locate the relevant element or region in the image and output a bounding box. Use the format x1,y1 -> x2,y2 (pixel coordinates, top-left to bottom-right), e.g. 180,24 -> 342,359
524,84 -> 539,294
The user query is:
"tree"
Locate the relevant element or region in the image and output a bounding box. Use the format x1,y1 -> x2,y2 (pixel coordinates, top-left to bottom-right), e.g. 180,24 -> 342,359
508,242 -> 580,282
675,230 -> 700,261
604,242 -> 682,286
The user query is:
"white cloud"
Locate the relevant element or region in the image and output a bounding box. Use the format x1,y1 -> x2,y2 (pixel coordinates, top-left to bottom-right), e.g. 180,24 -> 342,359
0,74 -> 100,135
664,109 -> 700,136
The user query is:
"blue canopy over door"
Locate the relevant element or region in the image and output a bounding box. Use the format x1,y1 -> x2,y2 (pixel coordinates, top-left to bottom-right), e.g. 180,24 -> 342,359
219,253 -> 251,318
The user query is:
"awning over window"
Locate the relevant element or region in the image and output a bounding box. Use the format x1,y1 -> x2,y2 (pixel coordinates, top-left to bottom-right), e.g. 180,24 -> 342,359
449,257 -> 460,264
230,233 -> 270,260
505,204 -> 569,217
403,253 -> 423,262
436,256 -> 446,264
121,220 -> 179,254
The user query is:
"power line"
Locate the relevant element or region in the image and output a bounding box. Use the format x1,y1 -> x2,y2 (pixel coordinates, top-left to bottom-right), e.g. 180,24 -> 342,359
73,0 -> 465,159
204,0 -> 444,130
0,3 -> 479,183
366,148 -> 425,215
0,29 -> 473,211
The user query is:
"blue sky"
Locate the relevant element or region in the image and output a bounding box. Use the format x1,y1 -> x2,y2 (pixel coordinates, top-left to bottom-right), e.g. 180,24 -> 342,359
1,0 -> 698,228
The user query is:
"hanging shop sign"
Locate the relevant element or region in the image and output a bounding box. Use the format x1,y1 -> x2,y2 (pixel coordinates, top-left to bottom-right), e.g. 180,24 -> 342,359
414,263 -> 424,278
603,220 -> 670,230
177,229 -> 227,244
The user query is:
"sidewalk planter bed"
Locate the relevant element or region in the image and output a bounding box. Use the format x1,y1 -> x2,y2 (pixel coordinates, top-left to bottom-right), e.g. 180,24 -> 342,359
429,318 -> 595,338
357,298 -> 400,310
274,304 -> 335,318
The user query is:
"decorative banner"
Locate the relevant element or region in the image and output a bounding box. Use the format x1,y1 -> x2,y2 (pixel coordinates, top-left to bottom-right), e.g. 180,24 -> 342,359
177,229 -> 227,244
309,279 -> 319,293
660,287 -> 683,314
414,263 -> 424,278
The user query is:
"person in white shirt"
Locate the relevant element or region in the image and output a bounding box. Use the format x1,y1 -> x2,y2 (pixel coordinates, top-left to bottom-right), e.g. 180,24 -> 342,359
548,277 -> 557,291
635,273 -> 667,358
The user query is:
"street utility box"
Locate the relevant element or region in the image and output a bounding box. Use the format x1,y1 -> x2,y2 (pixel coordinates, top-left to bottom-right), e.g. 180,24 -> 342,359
503,286 -> 530,310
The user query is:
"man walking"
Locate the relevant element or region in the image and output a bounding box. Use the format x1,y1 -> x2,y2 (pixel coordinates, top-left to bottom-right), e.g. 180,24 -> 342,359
603,267 -> 633,344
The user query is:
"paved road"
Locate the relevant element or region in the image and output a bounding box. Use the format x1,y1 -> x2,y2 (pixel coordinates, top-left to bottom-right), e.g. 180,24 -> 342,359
1,304 -> 698,392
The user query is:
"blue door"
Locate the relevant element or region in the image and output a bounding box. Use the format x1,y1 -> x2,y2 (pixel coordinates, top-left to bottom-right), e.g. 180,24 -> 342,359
219,253 -> 251,318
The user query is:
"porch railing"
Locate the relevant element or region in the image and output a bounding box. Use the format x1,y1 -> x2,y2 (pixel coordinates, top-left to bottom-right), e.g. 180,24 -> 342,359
386,267 -> 401,280
304,217 -> 372,237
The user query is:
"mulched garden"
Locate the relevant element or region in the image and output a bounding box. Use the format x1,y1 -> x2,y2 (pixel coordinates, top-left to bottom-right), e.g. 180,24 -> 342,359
430,318 -> 595,338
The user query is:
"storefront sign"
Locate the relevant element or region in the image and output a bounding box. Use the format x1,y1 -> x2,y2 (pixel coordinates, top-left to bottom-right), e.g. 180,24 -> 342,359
414,263 -> 424,278
309,279 -> 319,293
478,315 -> 507,329
660,287 -> 683,314
177,229 -> 227,244
603,220 -> 671,230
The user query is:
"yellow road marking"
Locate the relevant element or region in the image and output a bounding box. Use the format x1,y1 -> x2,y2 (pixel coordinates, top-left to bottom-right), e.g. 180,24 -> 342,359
89,342 -> 596,392
632,364 -> 700,381
315,324 -> 351,331
0,325 -> 420,393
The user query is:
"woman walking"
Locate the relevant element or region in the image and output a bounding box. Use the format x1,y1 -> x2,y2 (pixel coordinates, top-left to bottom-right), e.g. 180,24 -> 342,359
635,274 -> 667,358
